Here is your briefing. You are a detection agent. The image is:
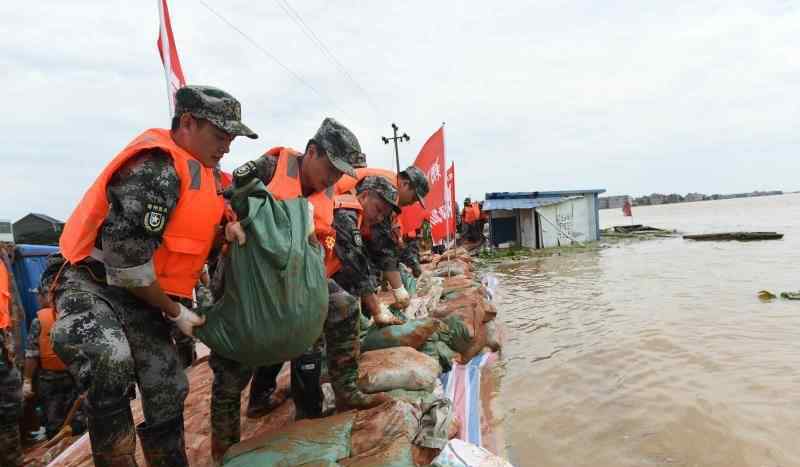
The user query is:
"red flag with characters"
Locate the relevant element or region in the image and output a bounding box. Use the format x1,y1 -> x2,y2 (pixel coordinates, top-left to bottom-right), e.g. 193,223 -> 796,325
399,127 -> 453,243
157,0 -> 187,113
446,162 -> 456,240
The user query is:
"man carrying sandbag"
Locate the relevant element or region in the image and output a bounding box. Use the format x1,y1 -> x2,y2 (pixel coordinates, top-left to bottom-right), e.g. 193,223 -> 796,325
210,119 -> 400,462
335,166 -> 430,306
49,85 -> 256,467
292,176 -> 408,417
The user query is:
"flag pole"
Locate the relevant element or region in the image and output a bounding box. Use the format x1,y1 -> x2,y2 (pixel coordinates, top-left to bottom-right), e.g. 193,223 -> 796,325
157,0 -> 173,117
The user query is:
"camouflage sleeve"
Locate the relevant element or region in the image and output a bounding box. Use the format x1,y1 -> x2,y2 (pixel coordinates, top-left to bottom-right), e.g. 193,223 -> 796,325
365,218 -> 400,273
25,318 -> 40,358
232,154 -> 278,188
399,238 -> 421,273
101,150 -> 180,288
331,209 -> 377,297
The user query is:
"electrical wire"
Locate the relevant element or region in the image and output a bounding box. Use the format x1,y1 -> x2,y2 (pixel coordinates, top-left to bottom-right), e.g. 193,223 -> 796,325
198,0 -> 345,114
273,0 -> 381,116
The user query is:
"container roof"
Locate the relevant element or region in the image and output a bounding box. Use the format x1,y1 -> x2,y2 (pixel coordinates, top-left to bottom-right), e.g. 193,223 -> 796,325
484,196 -> 584,211
485,189 -> 606,200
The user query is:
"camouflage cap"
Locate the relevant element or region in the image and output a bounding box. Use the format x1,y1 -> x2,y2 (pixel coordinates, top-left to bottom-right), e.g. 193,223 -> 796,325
174,85 -> 258,139
401,166 -> 430,208
311,117 -> 363,177
357,176 -> 402,214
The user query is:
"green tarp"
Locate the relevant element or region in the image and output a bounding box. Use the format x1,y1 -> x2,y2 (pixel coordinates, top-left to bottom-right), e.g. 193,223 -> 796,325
195,182 -> 329,367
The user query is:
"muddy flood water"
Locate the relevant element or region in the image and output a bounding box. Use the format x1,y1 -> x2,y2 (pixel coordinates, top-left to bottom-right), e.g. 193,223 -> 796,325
495,193 -> 800,467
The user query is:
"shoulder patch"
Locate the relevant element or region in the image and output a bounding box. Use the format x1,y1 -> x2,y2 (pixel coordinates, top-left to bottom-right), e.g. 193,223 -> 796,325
352,229 -> 363,248
233,161 -> 253,178
143,203 -> 168,233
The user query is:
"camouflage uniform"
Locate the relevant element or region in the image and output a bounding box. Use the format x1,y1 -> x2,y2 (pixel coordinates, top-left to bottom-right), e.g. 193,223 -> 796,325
25,318 -> 87,439
0,252 -> 22,467
0,329 -> 22,467
50,85 -> 255,467
211,118 -> 376,461
360,166 -> 430,280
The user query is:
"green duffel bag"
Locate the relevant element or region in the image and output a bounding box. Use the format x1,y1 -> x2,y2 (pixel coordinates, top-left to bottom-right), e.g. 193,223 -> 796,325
195,181 -> 328,367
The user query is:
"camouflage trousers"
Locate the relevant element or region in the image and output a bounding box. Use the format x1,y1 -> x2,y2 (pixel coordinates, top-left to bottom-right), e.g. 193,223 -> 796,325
0,330 -> 22,467
51,267 -> 189,463
38,369 -> 86,439
210,278 -> 358,449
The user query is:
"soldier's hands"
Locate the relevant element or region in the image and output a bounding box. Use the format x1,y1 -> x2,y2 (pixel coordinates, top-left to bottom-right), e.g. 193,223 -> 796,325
167,303 -> 206,337
23,379 -> 34,400
225,221 -> 247,246
392,286 -> 411,309
373,303 -> 404,327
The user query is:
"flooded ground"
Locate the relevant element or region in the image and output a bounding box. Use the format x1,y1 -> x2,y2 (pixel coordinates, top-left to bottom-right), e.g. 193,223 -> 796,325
496,193 -> 800,467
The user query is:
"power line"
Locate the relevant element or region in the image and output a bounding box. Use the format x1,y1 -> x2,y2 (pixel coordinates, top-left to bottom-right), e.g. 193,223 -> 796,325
273,0 -> 382,116
197,0 -> 345,114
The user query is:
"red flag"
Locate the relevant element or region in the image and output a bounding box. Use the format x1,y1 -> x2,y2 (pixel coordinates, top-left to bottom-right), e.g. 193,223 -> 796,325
622,198 -> 633,217
399,127 -> 451,243
446,163 -> 456,239
157,0 -> 187,113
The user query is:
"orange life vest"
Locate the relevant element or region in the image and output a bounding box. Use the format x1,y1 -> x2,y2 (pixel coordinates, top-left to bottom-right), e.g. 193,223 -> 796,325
0,261 -> 10,330
335,168 -> 417,238
463,204 -> 480,224
59,129 -> 224,299
37,308 -> 67,371
263,147 -> 336,256
325,194 -> 363,278
335,167 -> 398,195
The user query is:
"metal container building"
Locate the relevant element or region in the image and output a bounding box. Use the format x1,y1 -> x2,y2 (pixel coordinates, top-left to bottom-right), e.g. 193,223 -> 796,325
483,189 -> 606,248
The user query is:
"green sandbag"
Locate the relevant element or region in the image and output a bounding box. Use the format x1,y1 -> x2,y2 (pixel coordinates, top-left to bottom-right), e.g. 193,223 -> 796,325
361,318 -> 441,352
224,411 -> 354,466
420,339 -> 457,373
438,315 -> 472,355
195,182 -> 329,367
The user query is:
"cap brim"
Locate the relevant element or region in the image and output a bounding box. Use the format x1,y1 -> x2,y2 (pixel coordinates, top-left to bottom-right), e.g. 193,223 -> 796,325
327,154 -> 356,178
416,192 -> 427,209
216,119 -> 258,139
224,121 -> 258,139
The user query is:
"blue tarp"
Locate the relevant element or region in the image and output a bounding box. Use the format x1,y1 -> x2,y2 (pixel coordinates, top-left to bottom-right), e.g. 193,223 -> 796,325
11,244 -> 58,346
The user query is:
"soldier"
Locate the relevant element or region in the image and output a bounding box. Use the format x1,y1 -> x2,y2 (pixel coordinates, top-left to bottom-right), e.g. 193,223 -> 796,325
48,85 -> 256,466
290,176 -> 405,418
0,243 -> 22,467
210,118 -> 395,463
335,166 -> 430,305
23,285 -> 86,439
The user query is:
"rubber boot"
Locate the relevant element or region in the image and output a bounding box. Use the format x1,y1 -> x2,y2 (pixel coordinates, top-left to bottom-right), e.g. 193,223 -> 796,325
325,303 -> 392,412
246,364 -> 281,419
290,351 -> 323,420
87,404 -> 137,467
137,414 -> 188,467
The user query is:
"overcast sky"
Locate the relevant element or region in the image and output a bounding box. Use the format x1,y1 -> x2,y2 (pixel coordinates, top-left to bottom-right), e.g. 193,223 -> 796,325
3,1 -> 799,222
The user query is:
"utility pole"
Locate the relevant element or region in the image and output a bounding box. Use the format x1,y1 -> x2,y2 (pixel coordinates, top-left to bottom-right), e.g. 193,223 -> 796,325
381,123 -> 410,174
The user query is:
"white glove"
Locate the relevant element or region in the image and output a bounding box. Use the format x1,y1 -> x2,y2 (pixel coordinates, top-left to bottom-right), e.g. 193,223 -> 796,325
167,303 -> 206,337
23,379 -> 34,399
392,286 -> 410,308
